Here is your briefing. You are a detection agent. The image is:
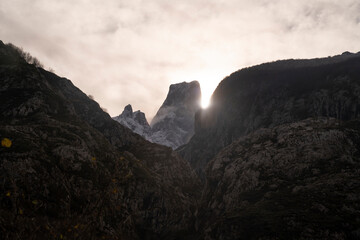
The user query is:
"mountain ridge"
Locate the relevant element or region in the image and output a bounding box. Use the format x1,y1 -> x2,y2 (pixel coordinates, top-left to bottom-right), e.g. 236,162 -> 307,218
113,81 -> 201,149
177,50 -> 360,239
2,39 -> 360,239
178,51 -> 360,179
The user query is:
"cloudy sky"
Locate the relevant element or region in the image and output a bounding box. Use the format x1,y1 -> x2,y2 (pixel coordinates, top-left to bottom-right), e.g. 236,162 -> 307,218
1,0 -> 360,121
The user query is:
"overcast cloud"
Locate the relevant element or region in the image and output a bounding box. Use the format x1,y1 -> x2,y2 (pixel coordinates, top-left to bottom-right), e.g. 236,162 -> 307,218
1,0 -> 360,120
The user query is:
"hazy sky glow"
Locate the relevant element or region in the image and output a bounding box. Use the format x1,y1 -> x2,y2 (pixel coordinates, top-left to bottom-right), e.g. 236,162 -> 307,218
1,0 -> 360,120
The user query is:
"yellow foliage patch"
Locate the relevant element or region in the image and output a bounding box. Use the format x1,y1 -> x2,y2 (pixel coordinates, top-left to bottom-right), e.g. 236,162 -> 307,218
1,138 -> 12,148
91,157 -> 97,167
6,191 -> 11,197
32,200 -> 38,205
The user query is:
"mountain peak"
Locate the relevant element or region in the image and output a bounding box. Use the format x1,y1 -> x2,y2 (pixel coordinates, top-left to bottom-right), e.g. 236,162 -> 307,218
113,105 -> 151,139
149,80 -> 201,148
124,104 -> 133,112
169,80 -> 200,89
162,80 -> 201,109
341,51 -> 353,56
113,81 -> 201,149
133,110 -> 149,127
121,104 -> 133,117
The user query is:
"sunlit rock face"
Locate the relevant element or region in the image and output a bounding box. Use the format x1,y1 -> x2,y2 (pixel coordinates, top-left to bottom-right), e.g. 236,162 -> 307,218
0,41 -> 200,239
114,81 -> 201,149
177,52 -> 360,180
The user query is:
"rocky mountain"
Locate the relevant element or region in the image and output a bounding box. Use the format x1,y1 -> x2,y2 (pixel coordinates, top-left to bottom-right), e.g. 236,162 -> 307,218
199,118 -> 360,239
0,41 -> 200,239
113,104 -> 152,141
114,81 -> 201,149
2,39 -> 360,239
178,51 -> 360,179
175,51 -> 360,239
150,81 -> 201,149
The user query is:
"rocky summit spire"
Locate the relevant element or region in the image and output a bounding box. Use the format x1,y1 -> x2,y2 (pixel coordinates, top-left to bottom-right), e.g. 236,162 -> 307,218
150,81 -> 201,149
113,104 -> 151,139
121,104 -> 133,118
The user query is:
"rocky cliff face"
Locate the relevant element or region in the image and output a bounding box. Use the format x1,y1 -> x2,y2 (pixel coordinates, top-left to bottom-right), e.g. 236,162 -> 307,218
0,41 -> 200,239
150,81 -> 201,149
114,81 -> 201,149
178,52 -> 360,179
198,118 -> 360,239
174,52 -> 360,239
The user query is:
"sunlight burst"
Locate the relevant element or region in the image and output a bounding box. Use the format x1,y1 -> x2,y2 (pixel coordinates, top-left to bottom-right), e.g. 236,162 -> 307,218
170,68 -> 232,110
201,96 -> 211,109
198,73 -> 223,109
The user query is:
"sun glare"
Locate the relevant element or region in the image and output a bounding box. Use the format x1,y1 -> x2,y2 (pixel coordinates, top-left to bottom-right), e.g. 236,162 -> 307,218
171,68 -> 232,110
198,79 -> 218,109
195,72 -> 228,109
201,96 -> 211,109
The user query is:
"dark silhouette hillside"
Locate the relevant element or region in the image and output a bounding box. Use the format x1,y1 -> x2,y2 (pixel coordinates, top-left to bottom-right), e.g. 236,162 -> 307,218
0,41 -> 200,239
178,52 -> 360,179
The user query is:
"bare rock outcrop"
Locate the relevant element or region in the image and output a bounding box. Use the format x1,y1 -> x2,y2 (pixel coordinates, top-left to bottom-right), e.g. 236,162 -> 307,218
199,118 -> 360,239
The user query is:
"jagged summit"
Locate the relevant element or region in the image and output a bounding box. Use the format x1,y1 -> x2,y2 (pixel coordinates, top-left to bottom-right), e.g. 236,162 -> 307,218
113,81 -> 201,149
113,104 -> 151,140
122,104 -> 133,117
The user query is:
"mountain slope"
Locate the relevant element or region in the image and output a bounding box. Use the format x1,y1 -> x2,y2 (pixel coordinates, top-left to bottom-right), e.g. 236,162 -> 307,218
199,118 -> 360,239
174,52 -> 360,239
178,52 -> 360,179
0,41 -> 200,239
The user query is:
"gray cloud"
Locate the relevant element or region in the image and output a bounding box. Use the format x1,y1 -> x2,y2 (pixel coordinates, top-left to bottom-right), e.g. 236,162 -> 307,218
1,0 -> 360,119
